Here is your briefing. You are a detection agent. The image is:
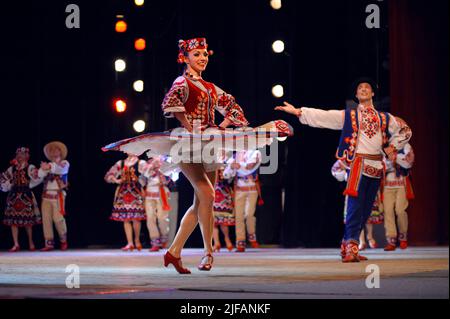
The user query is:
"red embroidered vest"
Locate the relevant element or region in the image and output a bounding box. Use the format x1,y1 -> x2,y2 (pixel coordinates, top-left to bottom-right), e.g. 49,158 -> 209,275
184,78 -> 218,127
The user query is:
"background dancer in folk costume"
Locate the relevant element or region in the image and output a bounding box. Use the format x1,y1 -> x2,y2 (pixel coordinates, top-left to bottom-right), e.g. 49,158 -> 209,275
212,165 -> 236,253
102,37 -> 293,274
332,160 -> 384,251
38,141 -> 70,251
383,137 -> 415,251
1,147 -> 41,252
166,171 -> 180,246
276,78 -> 411,263
359,190 -> 383,250
224,150 -> 264,252
140,156 -> 172,252
105,155 -> 147,252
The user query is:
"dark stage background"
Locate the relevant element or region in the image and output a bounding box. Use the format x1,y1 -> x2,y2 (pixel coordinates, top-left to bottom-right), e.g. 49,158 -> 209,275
0,0 -> 448,249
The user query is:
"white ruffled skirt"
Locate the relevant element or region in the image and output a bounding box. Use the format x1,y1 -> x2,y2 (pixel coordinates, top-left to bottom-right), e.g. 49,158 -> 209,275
102,120 -> 293,173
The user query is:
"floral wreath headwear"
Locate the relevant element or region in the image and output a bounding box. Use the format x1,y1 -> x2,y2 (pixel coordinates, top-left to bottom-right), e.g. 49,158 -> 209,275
16,147 -> 30,155
177,38 -> 214,64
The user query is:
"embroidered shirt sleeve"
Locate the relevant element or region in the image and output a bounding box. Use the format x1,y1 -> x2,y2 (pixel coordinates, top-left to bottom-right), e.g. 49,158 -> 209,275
331,161 -> 347,182
0,167 -> 13,192
28,164 -> 43,189
396,143 -> 414,169
105,160 -> 122,183
299,107 -> 345,130
223,158 -> 237,180
387,114 -> 412,150
50,160 -> 70,175
161,77 -> 189,118
214,85 -> 249,127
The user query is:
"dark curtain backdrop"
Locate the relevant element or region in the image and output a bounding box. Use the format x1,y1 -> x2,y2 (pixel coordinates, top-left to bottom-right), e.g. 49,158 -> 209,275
389,0 -> 449,245
0,0 -> 447,249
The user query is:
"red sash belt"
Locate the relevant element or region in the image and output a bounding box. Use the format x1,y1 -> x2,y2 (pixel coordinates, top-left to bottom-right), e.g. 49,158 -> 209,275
344,153 -> 383,198
405,175 -> 415,200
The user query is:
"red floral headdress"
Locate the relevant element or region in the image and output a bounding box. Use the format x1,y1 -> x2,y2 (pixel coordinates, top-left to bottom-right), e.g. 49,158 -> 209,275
177,38 -> 214,64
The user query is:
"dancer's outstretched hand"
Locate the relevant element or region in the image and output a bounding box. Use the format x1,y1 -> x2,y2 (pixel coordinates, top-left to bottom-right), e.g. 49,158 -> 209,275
274,102 -> 302,117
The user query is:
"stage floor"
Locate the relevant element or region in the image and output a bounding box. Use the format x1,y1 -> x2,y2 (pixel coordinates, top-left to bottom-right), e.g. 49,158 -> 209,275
0,247 -> 448,299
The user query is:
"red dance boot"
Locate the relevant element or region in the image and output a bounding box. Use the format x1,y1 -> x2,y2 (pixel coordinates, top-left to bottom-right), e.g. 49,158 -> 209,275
384,244 -> 396,251
121,244 -> 135,251
398,234 -> 408,250
384,238 -> 397,251
60,241 -> 68,251
163,251 -> 191,274
399,240 -> 408,250
248,234 -> 260,248
8,245 -> 20,252
342,240 -> 360,263
40,240 -> 55,252
149,239 -> 161,252
235,241 -> 246,253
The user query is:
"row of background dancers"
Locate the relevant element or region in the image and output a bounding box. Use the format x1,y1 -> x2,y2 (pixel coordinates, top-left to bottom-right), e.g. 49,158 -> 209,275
0,141 -> 414,254
0,141 -> 414,255
103,149 -> 263,253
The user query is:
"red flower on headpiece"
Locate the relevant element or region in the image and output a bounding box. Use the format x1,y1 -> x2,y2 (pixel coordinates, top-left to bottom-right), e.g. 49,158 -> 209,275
177,38 -> 210,64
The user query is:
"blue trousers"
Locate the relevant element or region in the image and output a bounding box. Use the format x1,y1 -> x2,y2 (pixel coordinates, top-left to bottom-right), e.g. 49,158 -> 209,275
344,175 -> 381,242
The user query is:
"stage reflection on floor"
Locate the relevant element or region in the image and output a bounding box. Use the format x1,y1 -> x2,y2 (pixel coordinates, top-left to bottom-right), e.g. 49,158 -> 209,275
0,247 -> 448,299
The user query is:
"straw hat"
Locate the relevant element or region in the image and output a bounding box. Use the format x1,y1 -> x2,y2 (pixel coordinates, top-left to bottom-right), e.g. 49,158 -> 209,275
43,141 -> 68,161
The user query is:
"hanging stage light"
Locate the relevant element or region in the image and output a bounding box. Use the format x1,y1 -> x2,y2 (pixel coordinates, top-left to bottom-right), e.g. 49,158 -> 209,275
115,20 -> 127,33
272,40 -> 285,53
270,0 -> 282,10
272,85 -> 284,98
133,120 -> 146,133
134,38 -> 146,51
114,59 -> 126,72
133,80 -> 144,92
114,99 -> 127,113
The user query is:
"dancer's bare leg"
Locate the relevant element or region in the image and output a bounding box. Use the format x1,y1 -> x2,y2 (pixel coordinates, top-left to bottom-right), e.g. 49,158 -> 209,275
213,226 -> 220,250
359,228 -> 366,250
168,163 -> 215,257
366,223 -> 377,247
25,226 -> 35,250
132,221 -> 142,247
11,226 -> 19,247
220,225 -> 233,248
123,221 -> 133,246
205,171 -> 217,254
366,224 -> 374,241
